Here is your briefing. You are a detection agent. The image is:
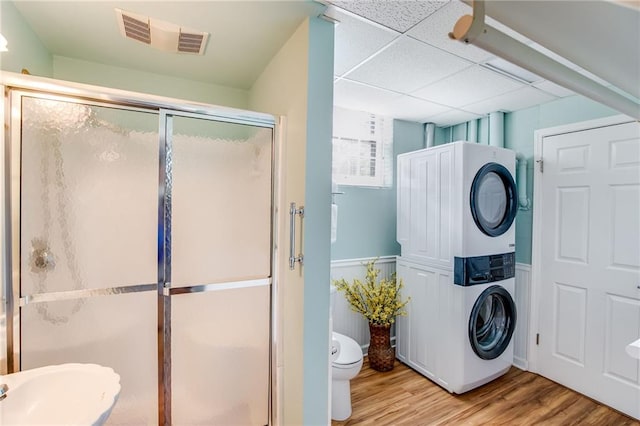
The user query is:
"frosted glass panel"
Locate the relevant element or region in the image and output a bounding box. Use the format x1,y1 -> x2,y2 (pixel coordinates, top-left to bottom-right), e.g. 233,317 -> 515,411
171,286 -> 270,425
171,117 -> 273,286
20,97 -> 159,295
21,292 -> 158,425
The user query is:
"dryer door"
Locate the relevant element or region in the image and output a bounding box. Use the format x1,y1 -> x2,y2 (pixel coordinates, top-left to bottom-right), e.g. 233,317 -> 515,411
468,285 -> 516,360
470,162 -> 517,237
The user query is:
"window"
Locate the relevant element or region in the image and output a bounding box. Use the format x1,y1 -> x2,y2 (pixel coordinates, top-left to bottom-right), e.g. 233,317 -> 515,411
332,106 -> 393,187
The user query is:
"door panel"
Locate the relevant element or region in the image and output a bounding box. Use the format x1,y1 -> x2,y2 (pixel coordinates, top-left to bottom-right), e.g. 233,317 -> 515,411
168,113 -> 273,425
17,95 -> 160,425
20,97 -> 159,295
537,121 -> 640,419
170,116 -> 273,287
171,286 -> 270,425
21,292 -> 158,425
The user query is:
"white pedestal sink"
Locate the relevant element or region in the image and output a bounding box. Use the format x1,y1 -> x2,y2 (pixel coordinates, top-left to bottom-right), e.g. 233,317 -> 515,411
0,363 -> 121,426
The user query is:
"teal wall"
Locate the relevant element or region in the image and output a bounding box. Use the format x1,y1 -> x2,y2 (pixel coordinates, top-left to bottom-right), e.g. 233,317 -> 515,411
439,95 -> 618,264
303,17 -> 334,426
335,95 -> 618,265
330,119 -> 424,260
0,1 -> 52,76
52,56 -> 248,109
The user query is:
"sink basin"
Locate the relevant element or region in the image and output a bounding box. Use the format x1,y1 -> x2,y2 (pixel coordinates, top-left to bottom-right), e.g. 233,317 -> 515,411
0,363 -> 121,426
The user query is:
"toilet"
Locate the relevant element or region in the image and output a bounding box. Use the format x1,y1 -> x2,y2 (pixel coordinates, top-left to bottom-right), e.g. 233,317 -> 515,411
330,286 -> 363,421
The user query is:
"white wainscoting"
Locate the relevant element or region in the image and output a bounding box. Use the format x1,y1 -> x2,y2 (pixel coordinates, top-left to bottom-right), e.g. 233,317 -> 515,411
514,263 -> 531,370
330,256 -> 396,354
330,257 -> 532,368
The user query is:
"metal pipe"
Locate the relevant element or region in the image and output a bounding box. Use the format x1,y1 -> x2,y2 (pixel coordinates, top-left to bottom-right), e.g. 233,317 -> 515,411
425,122 -> 436,148
467,119 -> 478,143
515,153 -> 530,210
450,7 -> 639,119
489,111 -> 504,148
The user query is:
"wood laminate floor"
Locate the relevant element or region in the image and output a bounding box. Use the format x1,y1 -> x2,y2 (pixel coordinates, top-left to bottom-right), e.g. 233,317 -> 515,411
332,359 -> 637,426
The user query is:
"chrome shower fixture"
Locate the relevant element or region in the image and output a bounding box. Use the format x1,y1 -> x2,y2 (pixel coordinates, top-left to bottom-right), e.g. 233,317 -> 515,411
30,238 -> 56,273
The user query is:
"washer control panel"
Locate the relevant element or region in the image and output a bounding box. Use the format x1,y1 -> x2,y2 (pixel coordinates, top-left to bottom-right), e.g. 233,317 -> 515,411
454,252 -> 515,286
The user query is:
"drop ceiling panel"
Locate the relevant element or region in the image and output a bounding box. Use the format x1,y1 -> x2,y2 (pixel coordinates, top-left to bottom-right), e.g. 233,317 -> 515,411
329,0 -> 449,33
463,86 -> 557,115
407,1 -> 494,63
330,8 -> 399,76
378,95 -> 451,122
533,80 -> 575,98
427,108 -> 482,127
333,79 -> 403,114
345,36 -> 472,94
480,0 -> 640,99
413,65 -> 524,108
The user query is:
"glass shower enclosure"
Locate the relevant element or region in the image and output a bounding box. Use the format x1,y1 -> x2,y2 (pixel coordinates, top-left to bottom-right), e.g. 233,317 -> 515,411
3,80 -> 277,425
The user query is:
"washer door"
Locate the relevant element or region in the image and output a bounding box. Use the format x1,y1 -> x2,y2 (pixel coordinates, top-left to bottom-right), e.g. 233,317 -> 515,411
470,162 -> 517,237
468,285 -> 516,360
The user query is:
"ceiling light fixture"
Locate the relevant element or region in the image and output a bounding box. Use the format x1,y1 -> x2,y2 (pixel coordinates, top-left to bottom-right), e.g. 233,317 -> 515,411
115,9 -> 209,55
449,0 -> 639,119
0,34 -> 8,52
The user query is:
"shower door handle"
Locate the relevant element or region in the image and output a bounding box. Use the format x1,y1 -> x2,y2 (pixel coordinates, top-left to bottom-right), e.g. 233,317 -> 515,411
289,202 -> 304,270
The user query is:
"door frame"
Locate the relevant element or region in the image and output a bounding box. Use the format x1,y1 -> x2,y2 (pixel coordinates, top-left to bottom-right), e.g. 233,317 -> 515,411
529,114 -> 636,373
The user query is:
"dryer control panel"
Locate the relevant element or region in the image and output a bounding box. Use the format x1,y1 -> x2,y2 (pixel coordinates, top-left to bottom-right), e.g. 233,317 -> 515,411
454,252 -> 515,286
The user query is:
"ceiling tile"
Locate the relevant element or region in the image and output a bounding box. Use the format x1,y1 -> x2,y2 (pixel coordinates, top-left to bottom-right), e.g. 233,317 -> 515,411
329,8 -> 399,76
345,36 -> 472,94
407,1 -> 494,63
378,95 -> 451,122
533,80 -> 575,97
333,79 -> 403,114
329,0 -> 449,33
463,86 -> 557,115
412,65 -> 524,107
426,108 -> 482,127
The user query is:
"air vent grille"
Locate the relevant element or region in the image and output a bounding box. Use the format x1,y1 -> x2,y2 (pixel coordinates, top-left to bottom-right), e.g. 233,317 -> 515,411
178,32 -> 205,53
121,14 -> 150,44
115,8 -> 208,55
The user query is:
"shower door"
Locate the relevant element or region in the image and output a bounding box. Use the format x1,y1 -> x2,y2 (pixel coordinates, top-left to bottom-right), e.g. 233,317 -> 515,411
8,89 -> 275,426
16,94 -> 161,424
164,111 -> 273,425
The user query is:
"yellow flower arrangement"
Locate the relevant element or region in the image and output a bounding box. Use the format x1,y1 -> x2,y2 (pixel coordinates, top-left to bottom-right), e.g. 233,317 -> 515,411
333,259 -> 410,327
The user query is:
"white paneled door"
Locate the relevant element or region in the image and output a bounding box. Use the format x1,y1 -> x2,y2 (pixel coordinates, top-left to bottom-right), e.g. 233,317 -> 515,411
535,119 -> 640,419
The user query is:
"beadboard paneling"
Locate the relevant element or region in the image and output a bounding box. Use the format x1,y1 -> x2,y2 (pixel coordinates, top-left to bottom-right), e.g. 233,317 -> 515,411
330,257 -> 396,353
331,257 -> 532,367
514,263 -> 531,370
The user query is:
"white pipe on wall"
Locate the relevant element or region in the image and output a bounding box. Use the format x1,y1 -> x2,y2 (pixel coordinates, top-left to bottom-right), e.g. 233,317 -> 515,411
467,119 -> 478,143
489,111 -> 504,147
515,153 -> 530,210
488,110 -> 529,210
425,122 -> 436,148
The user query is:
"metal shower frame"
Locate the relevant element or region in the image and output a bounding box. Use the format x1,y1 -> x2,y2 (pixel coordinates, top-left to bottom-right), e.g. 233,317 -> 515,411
1,72 -> 280,425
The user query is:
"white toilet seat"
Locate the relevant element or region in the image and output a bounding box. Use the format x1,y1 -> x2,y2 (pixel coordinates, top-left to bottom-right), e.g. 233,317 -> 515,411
332,332 -> 363,366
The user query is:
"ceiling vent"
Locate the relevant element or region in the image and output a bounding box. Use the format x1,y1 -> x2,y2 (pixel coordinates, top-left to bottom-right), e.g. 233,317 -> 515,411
115,8 -> 209,55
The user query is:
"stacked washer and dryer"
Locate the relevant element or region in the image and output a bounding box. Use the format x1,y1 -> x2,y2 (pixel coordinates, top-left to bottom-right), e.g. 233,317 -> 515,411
395,141 -> 518,394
